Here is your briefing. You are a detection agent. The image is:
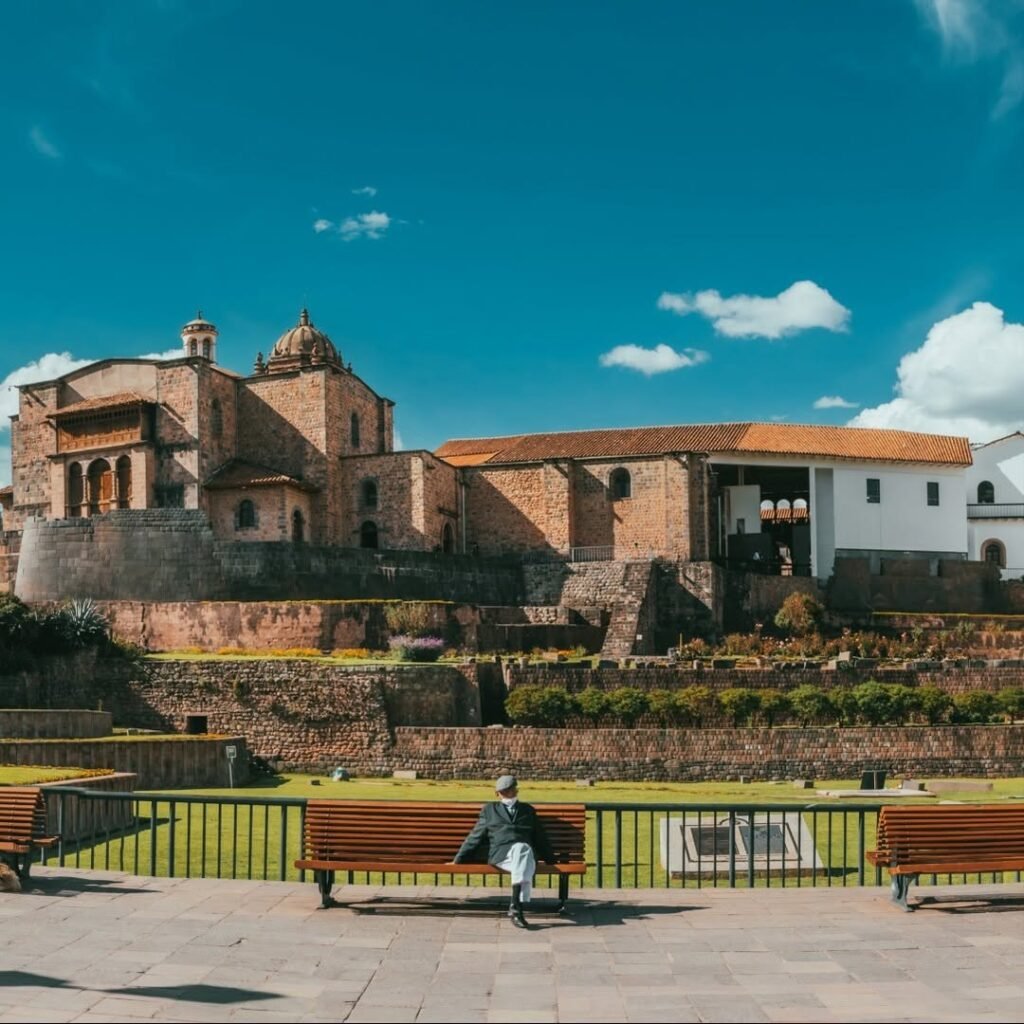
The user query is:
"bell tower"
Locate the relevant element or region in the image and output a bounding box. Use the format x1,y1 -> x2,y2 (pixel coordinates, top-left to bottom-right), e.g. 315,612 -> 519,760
181,311 -> 218,362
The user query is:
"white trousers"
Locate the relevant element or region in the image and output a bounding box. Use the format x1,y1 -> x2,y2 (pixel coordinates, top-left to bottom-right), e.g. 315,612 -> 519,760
497,842 -> 536,903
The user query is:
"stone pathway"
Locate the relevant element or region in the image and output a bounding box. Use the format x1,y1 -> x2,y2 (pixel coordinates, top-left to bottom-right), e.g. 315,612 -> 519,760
0,869 -> 1022,1022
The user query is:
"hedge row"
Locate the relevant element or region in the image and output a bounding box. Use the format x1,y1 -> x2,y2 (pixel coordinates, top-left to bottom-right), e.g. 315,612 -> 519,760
504,682 -> 1024,728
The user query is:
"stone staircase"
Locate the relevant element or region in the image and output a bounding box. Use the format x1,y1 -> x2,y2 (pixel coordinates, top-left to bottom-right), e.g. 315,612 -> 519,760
599,561 -> 657,658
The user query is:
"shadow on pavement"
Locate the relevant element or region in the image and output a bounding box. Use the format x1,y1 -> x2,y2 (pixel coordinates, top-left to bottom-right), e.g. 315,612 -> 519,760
26,875 -> 153,897
117,983 -> 279,1004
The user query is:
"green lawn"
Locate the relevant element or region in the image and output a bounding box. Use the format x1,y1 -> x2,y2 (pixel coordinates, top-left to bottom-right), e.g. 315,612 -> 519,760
48,775 -> 1024,892
0,766 -> 112,785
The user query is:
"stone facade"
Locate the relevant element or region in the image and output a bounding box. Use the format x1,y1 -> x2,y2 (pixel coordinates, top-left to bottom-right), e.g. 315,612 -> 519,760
0,709 -> 112,739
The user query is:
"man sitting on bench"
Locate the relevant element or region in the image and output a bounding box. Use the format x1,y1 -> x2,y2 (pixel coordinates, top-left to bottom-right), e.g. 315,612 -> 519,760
452,774 -> 554,928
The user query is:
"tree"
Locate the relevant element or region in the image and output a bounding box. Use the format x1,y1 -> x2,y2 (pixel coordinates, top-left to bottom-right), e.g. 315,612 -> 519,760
607,687 -> 649,726
576,687 -> 610,724
647,689 -> 678,726
757,689 -> 791,728
917,686 -> 953,725
788,685 -> 834,727
674,686 -> 716,727
830,687 -> 859,727
718,688 -> 761,727
996,687 -> 1024,722
852,681 -> 919,726
773,592 -> 824,636
953,690 -> 998,724
505,685 -> 577,726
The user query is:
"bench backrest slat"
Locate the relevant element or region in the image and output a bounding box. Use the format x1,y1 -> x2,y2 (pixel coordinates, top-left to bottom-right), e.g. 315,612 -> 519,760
0,787 -> 48,844
875,805 -> 1024,865
303,800 -> 586,862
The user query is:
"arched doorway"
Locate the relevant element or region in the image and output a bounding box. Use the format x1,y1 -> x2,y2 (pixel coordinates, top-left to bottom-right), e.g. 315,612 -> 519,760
360,520 -> 379,549
67,463 -> 84,517
441,521 -> 455,554
115,456 -> 132,509
87,459 -> 112,515
292,509 -> 305,543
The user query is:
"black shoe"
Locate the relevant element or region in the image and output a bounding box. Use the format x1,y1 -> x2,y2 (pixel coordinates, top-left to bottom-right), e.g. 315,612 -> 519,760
508,907 -> 528,929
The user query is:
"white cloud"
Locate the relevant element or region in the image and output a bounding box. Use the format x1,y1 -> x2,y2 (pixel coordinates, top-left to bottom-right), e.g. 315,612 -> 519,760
313,218 -> 333,234
352,186 -> 378,197
914,0 -> 1024,118
393,427 -> 405,450
28,125 -> 62,160
850,301 -> 1024,441
0,443 -> 9,488
599,343 -> 710,376
340,211 -> 391,241
1,353 -> 94,423
136,347 -> 184,361
657,280 -> 850,339
813,395 -> 859,410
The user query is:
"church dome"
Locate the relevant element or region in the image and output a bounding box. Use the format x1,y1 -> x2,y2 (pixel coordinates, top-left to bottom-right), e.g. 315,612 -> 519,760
267,309 -> 341,370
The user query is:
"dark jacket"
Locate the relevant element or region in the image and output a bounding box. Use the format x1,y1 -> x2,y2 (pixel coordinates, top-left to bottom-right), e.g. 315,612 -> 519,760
453,801 -> 555,867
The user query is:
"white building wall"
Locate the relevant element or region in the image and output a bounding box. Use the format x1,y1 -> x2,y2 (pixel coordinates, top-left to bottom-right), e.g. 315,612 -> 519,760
725,484 -> 761,534
965,434 -> 1024,573
832,463 -> 966,555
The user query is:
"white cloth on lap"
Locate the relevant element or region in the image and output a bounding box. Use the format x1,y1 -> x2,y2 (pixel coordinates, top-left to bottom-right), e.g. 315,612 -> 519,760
497,841 -> 536,902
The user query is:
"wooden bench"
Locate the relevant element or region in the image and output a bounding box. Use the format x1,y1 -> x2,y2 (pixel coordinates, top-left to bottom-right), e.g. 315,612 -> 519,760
295,800 -> 587,910
0,787 -> 59,881
867,804 -> 1024,910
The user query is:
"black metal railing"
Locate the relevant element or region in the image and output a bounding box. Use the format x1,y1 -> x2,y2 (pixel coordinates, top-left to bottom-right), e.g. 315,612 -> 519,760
967,503 -> 1024,519
35,788 -> 1023,892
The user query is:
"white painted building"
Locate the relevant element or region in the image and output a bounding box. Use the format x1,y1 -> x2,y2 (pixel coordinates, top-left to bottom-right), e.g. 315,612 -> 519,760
965,432 -> 1024,578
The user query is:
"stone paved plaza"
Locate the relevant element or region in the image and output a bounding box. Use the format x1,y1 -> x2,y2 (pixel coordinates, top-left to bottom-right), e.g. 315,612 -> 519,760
0,869 -> 1023,1023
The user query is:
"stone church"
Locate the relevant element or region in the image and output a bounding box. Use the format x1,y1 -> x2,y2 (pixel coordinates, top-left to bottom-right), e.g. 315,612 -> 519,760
0,310 -> 975,602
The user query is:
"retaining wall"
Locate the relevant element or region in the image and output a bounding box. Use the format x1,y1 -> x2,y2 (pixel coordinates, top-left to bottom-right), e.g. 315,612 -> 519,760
0,709 -> 112,739
38,771 -> 137,840
0,737 -> 248,789
387,724 -> 1024,781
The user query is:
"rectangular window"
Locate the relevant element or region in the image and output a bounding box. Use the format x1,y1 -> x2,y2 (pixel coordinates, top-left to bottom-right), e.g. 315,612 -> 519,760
927,481 -> 940,506
155,485 -> 185,509
866,478 -> 880,504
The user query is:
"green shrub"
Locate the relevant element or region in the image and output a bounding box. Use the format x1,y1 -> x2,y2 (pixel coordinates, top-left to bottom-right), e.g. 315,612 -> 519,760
788,685 -> 833,727
773,592 -> 823,636
606,687 -> 649,726
996,687 -> 1024,721
917,686 -> 953,725
718,688 -> 760,727
757,689 -> 790,728
953,690 -> 999,724
647,689 -> 678,726
383,602 -> 437,638
576,687 -> 610,723
388,635 -> 445,662
674,685 -> 716,727
505,685 -> 576,727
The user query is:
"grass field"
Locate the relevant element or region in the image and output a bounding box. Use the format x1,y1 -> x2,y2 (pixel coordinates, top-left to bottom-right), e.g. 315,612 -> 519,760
48,775 -> 1024,893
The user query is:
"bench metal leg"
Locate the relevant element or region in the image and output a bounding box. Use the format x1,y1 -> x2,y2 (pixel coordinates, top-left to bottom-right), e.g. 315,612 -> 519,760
890,874 -> 916,911
315,870 -> 336,909
556,874 -> 569,913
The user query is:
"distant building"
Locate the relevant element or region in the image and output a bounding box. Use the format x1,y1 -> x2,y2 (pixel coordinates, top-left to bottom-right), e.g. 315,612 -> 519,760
966,432 -> 1024,578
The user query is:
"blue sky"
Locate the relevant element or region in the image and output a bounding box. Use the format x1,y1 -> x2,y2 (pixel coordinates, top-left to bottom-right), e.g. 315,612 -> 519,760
4,0 -> 1024,485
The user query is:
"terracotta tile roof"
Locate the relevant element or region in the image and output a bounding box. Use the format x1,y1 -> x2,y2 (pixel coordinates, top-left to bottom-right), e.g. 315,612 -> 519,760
48,391 -> 150,419
435,422 -> 972,467
204,459 -> 318,492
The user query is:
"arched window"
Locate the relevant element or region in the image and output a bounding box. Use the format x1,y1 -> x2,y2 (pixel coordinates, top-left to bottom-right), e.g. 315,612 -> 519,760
351,412 -> 361,449
441,521 -> 455,554
87,459 -> 113,515
211,399 -> 223,439
610,467 -> 631,499
978,481 -> 995,504
360,520 -> 379,549
983,540 -> 1006,567
67,463 -> 84,517
202,338 -> 211,359
361,478 -> 378,510
237,499 -> 256,529
292,509 -> 305,543
189,339 -> 197,357
115,455 -> 132,509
